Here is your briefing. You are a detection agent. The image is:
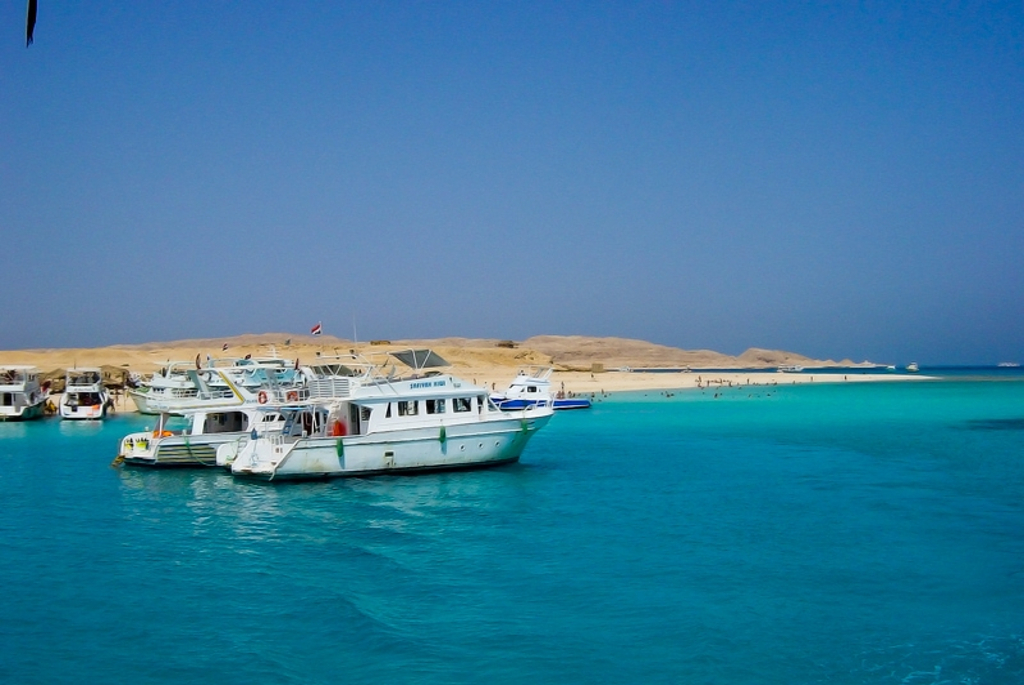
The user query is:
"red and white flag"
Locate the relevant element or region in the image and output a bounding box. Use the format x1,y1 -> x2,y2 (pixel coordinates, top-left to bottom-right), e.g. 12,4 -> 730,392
311,321 -> 322,336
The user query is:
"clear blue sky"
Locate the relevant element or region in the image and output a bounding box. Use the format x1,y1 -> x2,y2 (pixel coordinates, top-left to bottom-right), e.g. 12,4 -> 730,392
3,2 -> 1022,364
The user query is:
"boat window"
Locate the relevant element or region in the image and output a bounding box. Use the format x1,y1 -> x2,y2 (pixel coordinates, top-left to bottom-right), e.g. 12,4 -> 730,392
477,395 -> 486,413
397,400 -> 418,417
527,386 -> 537,393
426,399 -> 446,414
206,411 -> 248,433
385,403 -> 392,418
453,397 -> 471,413
360,406 -> 372,422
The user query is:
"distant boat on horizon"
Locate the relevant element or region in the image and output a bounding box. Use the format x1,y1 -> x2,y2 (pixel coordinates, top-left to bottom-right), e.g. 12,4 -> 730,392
997,362 -> 1020,368
906,362 -> 920,373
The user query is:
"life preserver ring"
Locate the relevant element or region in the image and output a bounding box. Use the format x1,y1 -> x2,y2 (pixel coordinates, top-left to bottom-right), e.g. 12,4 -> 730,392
258,390 -> 268,404
286,391 -> 299,402
331,421 -> 346,437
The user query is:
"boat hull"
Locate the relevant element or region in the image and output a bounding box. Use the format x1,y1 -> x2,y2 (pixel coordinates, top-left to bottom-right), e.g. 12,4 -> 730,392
59,394 -> 110,420
127,388 -> 159,415
233,414 -> 551,481
119,432 -> 249,468
0,401 -> 47,422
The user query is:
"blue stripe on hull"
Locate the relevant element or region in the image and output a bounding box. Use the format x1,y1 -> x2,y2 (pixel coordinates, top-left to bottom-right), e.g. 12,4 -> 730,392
493,398 -> 590,410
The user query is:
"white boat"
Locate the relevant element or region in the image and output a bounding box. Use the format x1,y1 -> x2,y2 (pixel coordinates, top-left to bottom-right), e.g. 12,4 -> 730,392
117,404 -> 288,467
491,365 -> 591,410
906,362 -> 920,373
230,349 -> 554,481
0,366 -> 49,421
127,360 -> 197,414
128,357 -> 307,415
777,364 -> 804,373
59,368 -> 112,420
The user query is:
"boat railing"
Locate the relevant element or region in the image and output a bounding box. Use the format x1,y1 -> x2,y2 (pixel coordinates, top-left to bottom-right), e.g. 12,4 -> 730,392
513,365 -> 554,382
66,375 -> 103,389
259,386 -> 309,404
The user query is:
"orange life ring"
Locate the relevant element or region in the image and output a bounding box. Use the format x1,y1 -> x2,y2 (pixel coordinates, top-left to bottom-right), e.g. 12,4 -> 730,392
286,390 -> 299,402
257,390 -> 268,404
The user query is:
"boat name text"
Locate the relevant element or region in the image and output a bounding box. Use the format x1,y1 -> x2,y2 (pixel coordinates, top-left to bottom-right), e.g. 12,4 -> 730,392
410,380 -> 447,389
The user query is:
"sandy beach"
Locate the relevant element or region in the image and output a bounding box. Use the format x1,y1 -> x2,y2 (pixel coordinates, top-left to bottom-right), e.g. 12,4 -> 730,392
0,334 -> 923,413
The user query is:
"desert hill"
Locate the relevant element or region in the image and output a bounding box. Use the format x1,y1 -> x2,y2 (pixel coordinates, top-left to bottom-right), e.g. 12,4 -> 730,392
1,334 -> 870,380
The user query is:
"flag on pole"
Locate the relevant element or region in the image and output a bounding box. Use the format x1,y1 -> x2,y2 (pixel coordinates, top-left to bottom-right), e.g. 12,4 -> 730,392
26,0 -> 37,47
311,321 -> 322,336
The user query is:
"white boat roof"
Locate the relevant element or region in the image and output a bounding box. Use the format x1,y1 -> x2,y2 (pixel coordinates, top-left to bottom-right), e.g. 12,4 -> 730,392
391,349 -> 450,370
511,365 -> 553,381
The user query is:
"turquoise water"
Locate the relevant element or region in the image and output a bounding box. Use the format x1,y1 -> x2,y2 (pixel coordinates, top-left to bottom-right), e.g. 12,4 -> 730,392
2,378 -> 1023,684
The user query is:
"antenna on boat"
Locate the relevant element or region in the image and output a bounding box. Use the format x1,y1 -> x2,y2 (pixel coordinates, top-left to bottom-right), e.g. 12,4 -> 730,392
352,314 -> 358,344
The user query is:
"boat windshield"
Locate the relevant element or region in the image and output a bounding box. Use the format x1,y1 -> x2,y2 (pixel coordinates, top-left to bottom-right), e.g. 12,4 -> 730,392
1,369 -> 26,384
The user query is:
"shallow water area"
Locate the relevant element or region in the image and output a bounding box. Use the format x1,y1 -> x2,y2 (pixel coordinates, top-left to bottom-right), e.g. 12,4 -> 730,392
2,376 -> 1023,683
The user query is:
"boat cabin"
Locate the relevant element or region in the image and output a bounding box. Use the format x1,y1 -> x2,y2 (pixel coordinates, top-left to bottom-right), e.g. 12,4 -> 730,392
274,390 -> 499,440
154,408 -> 288,436
1,367 -> 42,406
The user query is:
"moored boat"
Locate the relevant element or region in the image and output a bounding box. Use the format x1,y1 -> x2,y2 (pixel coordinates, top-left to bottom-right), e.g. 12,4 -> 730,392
128,357 -> 307,415
230,350 -> 554,481
59,368 -> 112,420
906,362 -> 920,373
127,360 -> 196,414
491,365 -> 591,410
0,366 -> 48,421
117,404 -> 288,467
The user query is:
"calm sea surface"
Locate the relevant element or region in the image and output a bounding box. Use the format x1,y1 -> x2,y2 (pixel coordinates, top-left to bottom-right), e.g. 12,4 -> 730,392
2,375 -> 1023,684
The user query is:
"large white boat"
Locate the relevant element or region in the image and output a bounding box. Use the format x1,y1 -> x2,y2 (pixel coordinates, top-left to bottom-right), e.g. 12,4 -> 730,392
230,350 -> 554,481
117,404 -> 288,467
0,366 -> 49,421
59,368 -> 112,420
906,362 -> 920,373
